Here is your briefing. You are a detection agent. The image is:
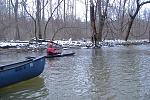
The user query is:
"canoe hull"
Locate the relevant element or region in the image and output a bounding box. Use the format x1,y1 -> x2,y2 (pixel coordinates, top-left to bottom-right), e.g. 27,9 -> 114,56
46,52 -> 75,58
0,56 -> 45,88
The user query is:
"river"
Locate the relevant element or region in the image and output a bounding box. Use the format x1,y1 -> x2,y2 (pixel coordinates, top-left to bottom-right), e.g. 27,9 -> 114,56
0,45 -> 150,100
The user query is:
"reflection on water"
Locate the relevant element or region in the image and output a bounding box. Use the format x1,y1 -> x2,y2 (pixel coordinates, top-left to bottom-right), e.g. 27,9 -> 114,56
0,77 -> 48,100
0,45 -> 150,100
0,49 -> 45,66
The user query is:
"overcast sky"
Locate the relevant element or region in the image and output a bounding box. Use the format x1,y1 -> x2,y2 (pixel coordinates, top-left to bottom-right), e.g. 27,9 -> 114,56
25,0 -> 87,21
25,0 -> 150,21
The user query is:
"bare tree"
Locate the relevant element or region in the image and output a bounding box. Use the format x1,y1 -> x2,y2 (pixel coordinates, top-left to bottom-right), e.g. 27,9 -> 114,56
57,0 -> 60,18
42,0 -> 45,21
120,0 -> 127,33
90,0 -> 109,46
43,0 -> 63,40
64,0 -> 66,21
90,0 -> 97,45
36,0 -> 42,39
11,0 -> 20,40
22,0 -> 37,39
98,0 -> 109,42
7,0 -> 12,20
22,0 -> 48,40
85,0 -> 88,35
125,0 -> 150,41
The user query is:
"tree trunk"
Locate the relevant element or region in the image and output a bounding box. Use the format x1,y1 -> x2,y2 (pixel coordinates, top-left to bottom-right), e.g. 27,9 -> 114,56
125,18 -> 134,41
43,0 -> 63,40
74,0 -> 76,19
125,0 -> 150,41
149,30 -> 150,42
42,0 -> 45,21
11,0 -> 20,40
90,0 -> 97,46
97,0 -> 109,43
14,10 -> 20,40
22,0 -> 37,40
119,0 -> 127,36
8,0 -> 11,20
36,0 -> 42,39
57,0 -> 60,18
64,0 -> 65,21
98,0 -> 102,43
85,0 -> 88,35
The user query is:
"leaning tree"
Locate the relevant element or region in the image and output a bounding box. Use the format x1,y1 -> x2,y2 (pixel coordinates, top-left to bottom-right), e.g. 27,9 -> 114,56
125,0 -> 150,41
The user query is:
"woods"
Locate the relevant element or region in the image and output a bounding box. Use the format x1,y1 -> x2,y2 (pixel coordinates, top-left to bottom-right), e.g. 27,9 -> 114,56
0,0 -> 150,43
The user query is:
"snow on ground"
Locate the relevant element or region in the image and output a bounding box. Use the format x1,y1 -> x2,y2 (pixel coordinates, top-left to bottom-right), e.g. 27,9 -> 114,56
0,39 -> 149,49
53,39 -> 149,48
0,41 -> 28,48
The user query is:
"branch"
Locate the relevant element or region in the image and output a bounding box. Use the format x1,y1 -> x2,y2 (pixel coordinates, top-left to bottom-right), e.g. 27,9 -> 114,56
39,0 -> 49,12
47,0 -> 63,23
52,26 -> 85,40
10,0 -> 15,8
140,1 -> 150,7
22,0 -> 37,38
22,0 -> 36,22
103,0 -> 109,16
44,0 -> 64,39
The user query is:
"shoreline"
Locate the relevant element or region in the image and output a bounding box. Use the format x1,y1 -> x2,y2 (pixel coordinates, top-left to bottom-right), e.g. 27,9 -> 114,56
0,40 -> 149,49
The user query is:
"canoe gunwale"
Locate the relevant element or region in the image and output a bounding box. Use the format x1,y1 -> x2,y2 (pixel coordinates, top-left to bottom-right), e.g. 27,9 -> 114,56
0,56 -> 45,72
46,52 -> 75,58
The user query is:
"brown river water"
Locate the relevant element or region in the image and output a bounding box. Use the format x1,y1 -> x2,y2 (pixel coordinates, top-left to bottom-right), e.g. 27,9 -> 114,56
0,45 -> 150,100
